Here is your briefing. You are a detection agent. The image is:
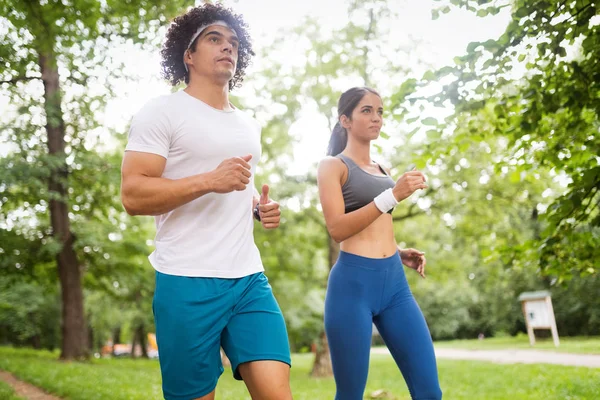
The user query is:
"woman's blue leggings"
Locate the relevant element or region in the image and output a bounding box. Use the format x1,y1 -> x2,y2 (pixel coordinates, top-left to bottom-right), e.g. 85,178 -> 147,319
324,251 -> 442,400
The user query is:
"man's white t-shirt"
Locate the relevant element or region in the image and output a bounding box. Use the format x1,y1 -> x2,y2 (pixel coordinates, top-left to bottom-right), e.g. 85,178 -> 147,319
125,90 -> 264,278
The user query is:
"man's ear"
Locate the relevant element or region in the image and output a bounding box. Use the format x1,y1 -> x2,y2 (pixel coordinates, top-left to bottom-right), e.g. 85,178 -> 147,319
184,49 -> 192,69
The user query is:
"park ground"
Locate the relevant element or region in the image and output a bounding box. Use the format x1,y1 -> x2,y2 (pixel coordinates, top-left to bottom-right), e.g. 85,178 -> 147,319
1,336 -> 599,400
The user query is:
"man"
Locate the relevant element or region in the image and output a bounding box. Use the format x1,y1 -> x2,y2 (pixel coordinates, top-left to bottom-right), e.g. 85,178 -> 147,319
121,4 -> 292,400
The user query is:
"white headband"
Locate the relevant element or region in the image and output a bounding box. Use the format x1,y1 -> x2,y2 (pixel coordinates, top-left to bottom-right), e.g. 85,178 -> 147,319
183,20 -> 237,72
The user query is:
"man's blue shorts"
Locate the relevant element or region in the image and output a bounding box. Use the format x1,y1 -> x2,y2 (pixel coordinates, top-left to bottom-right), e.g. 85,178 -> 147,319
153,271 -> 291,400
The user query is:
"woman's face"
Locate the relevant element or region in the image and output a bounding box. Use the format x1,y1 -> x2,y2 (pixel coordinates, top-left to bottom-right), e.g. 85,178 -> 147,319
343,92 -> 383,142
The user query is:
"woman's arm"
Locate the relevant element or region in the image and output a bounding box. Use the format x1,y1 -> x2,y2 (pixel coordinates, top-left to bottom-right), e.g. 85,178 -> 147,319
317,158 -> 428,243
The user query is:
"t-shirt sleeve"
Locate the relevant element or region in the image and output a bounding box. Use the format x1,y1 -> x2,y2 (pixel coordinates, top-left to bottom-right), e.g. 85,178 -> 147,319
125,98 -> 171,159
251,115 -> 262,134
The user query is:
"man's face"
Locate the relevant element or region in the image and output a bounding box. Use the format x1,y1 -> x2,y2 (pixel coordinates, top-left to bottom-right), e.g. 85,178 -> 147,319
186,25 -> 239,84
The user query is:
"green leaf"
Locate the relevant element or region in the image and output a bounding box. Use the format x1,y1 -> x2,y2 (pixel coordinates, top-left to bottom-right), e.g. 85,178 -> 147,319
494,104 -> 505,117
509,170 -> 521,183
515,7 -> 530,18
421,117 -> 438,126
453,56 -> 466,66
422,70 -> 436,81
426,129 -> 441,140
467,41 -> 480,53
458,140 -> 470,152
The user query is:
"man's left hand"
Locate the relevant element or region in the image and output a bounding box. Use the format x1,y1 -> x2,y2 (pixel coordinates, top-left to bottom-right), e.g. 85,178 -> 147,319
258,184 -> 280,229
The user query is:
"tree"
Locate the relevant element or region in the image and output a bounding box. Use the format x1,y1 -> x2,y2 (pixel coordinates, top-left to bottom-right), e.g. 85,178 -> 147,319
0,277 -> 61,349
397,134 -> 558,339
0,0 -> 189,360
402,0 -> 600,279
83,207 -> 157,357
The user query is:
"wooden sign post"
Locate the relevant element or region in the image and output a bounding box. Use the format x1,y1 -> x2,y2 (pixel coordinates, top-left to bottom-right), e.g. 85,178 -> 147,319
518,290 -> 560,347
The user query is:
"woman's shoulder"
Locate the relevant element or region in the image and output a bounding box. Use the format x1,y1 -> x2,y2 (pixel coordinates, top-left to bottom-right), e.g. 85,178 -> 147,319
317,156 -> 349,188
318,155 -> 346,172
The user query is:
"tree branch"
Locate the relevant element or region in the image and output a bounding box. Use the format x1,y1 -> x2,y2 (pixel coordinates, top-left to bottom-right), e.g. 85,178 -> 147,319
555,183 -> 598,230
392,202 -> 426,222
573,185 -> 600,226
570,2 -> 594,20
550,1 -> 567,20
361,7 -> 375,86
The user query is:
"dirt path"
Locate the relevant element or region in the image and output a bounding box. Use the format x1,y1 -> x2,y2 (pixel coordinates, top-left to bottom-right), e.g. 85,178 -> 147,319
372,347 -> 600,368
0,370 -> 62,400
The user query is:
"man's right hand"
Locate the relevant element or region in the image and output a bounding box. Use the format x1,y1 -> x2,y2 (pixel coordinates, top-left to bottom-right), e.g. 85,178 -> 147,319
209,154 -> 253,193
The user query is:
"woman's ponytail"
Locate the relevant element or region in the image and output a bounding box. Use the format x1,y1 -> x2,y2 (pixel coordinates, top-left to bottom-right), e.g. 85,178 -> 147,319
326,121 -> 348,156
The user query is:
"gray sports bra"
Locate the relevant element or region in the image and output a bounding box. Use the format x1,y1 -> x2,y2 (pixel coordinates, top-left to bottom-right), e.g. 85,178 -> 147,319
336,154 -> 396,214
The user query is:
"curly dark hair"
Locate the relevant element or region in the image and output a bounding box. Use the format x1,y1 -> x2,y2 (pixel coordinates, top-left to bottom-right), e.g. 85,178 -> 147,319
160,3 -> 254,90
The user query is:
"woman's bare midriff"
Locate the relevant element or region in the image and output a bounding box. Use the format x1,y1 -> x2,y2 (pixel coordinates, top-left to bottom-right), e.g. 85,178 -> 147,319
340,213 -> 398,258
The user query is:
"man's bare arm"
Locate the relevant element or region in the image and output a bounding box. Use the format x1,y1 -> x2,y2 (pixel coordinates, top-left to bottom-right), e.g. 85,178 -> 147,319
121,151 -> 252,216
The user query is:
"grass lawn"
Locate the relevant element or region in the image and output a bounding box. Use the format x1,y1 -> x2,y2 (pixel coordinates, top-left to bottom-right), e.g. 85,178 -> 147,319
433,334 -> 600,354
0,346 -> 599,400
0,379 -> 24,400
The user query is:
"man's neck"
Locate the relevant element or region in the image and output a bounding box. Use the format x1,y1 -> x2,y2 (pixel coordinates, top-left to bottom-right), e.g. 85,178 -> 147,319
184,77 -> 232,111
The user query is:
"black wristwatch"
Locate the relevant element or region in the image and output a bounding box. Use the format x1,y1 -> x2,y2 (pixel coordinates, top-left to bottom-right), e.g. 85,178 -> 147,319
253,203 -> 261,222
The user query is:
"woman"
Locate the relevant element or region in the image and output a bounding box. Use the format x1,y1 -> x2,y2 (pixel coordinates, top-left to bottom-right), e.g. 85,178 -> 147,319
317,87 -> 442,400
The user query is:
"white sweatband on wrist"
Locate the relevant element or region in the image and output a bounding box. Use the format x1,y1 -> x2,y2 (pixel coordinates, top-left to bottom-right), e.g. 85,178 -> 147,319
373,188 -> 399,213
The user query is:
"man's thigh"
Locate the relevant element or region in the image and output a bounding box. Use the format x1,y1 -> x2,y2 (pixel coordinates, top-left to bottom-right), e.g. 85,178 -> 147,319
154,271 -> 234,400
221,272 -> 292,391
238,360 -> 292,400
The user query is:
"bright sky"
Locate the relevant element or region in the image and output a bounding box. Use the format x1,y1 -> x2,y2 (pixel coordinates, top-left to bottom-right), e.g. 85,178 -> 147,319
1,0 -> 511,172
101,0 -> 511,175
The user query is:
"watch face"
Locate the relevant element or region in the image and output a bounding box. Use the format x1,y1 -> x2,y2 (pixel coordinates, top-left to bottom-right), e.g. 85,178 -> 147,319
254,205 -> 261,221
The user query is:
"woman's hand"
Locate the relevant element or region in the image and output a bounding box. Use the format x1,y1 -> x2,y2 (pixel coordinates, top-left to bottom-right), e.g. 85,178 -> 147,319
392,170 -> 428,202
399,247 -> 426,278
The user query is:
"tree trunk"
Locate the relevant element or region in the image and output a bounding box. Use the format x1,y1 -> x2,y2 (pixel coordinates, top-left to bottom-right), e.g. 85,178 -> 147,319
138,323 -> 148,358
130,323 -> 148,359
310,234 -> 339,377
113,327 -> 122,344
112,327 -> 121,356
310,331 -> 332,378
40,50 -> 88,360
88,323 -> 95,352
360,8 -> 375,86
30,334 -> 41,349
131,328 -> 138,359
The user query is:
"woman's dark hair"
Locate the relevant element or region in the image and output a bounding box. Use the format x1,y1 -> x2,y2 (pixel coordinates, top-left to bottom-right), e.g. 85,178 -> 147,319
327,87 -> 381,156
160,3 -> 254,90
